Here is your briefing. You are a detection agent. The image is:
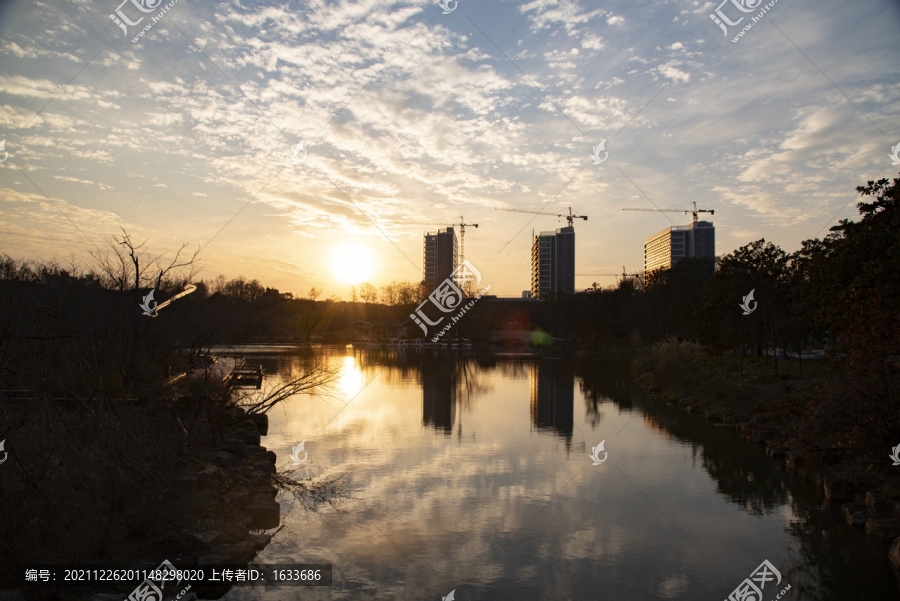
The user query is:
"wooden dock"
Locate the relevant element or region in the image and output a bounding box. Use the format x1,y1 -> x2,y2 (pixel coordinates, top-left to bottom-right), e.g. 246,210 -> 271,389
226,359 -> 264,389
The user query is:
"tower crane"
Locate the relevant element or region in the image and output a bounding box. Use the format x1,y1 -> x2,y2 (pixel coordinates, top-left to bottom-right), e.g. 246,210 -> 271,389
576,266 -> 641,280
494,206 -> 588,227
622,201 -> 714,223
409,216 -> 479,265
577,266 -> 643,288
455,216 -> 478,265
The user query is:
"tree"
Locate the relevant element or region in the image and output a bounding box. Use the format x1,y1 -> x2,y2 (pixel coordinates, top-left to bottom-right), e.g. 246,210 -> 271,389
695,242 -> 792,372
380,281 -> 400,306
91,227 -> 199,293
293,287 -> 336,341
397,281 -> 420,305
359,282 -> 378,304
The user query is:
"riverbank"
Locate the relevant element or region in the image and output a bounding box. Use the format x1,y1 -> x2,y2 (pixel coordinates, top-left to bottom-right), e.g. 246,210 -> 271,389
0,390 -> 280,601
628,340 -> 900,587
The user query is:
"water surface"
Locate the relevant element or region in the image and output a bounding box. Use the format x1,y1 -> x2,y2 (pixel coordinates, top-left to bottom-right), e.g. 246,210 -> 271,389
218,346 -> 897,600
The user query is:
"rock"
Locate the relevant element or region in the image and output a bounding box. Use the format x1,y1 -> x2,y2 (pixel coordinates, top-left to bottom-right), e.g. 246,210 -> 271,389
242,430 -> 261,446
197,541 -> 257,566
706,410 -> 726,422
222,438 -> 248,455
245,444 -> 266,458
890,538 -> 900,569
724,413 -> 749,424
89,595 -> 126,601
249,499 -> 281,529
766,444 -> 787,459
227,488 -> 252,512
251,413 -> 269,436
192,530 -> 223,549
254,460 -> 276,475
841,503 -> 868,528
245,445 -> 276,465
822,447 -> 844,466
867,491 -> 890,518
212,452 -> 241,467
223,407 -> 244,423
247,533 -> 272,550
824,475 -> 858,502
196,466 -> 221,487
0,591 -> 27,601
867,518 -> 900,541
173,475 -> 198,491
162,592 -> 196,601
786,451 -> 804,471
250,470 -> 267,480
257,484 -> 278,499
748,428 -> 776,443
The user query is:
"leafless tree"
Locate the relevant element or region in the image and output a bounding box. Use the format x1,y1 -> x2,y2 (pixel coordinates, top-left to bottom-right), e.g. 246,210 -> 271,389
91,228 -> 199,292
230,359 -> 342,417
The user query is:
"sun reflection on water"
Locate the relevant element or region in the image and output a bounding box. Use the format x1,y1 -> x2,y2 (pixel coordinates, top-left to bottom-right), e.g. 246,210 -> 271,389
337,354 -> 364,399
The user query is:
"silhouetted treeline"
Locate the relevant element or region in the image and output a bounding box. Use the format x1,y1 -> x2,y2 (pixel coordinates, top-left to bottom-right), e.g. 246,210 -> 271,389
0,229 -> 422,399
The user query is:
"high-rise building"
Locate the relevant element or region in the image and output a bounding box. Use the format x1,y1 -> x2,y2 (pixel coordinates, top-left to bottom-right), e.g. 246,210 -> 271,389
531,226 -> 575,299
529,361 -> 574,442
424,227 -> 457,291
643,220 -> 715,275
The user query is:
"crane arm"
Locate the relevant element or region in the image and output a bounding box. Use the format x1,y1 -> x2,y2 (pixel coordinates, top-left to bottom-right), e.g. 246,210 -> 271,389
495,208 -> 563,217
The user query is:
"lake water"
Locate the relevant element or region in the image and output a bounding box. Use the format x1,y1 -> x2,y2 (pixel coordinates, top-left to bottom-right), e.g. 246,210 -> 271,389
218,345 -> 898,600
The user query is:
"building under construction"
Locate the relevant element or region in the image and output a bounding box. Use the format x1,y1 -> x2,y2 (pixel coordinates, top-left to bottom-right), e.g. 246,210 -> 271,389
531,226 -> 575,299
643,220 -> 715,275
423,227 -> 457,291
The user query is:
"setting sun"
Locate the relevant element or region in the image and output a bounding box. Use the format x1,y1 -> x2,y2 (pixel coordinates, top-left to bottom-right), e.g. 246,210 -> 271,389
330,243 -> 375,284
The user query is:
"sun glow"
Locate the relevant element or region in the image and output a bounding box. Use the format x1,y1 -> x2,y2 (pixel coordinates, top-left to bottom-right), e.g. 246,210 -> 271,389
330,243 -> 375,284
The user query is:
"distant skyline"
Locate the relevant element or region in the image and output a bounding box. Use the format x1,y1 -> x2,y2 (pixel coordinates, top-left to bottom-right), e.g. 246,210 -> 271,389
1,0 -> 898,298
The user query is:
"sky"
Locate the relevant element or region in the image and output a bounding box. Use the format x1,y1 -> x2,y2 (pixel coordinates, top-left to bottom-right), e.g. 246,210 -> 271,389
0,0 -> 898,298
